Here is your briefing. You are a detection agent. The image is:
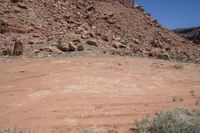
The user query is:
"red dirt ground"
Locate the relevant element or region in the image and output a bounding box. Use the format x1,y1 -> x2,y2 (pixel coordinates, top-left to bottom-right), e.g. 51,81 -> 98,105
0,56 -> 200,133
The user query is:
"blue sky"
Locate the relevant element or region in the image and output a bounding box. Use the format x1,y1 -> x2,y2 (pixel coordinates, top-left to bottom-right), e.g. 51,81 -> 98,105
136,0 -> 200,29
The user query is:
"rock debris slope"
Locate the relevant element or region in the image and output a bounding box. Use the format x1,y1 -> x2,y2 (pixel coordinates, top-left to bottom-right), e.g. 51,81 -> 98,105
0,0 -> 200,62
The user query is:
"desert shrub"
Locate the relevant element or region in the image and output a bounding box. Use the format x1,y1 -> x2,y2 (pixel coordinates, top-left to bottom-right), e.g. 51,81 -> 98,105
77,45 -> 84,51
0,125 -> 28,133
56,39 -> 64,50
83,126 -> 107,133
133,108 -> 200,133
158,53 -> 170,60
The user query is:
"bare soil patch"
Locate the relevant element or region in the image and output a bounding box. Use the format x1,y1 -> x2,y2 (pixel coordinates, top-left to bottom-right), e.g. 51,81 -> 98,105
0,56 -> 199,132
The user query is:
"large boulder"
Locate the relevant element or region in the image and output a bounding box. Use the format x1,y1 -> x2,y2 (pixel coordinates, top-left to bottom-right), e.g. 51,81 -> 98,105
13,38 -> 23,56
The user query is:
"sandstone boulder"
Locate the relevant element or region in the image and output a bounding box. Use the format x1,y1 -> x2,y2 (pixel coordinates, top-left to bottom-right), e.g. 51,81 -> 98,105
86,39 -> 97,46
69,43 -> 76,51
106,30 -> 115,44
13,38 -> 23,56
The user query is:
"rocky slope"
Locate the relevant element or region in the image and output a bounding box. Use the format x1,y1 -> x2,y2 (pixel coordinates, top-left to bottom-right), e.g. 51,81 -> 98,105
173,27 -> 200,44
0,0 -> 200,62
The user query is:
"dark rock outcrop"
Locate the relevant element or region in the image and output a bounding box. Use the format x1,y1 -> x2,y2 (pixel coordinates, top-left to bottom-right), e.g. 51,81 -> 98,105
173,27 -> 200,44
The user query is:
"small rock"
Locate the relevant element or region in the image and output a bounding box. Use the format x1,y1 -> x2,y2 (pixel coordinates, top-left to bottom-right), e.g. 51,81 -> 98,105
39,47 -> 52,52
132,38 -> 141,44
106,19 -> 115,24
33,50 -> 40,54
34,47 -> 63,54
103,12 -> 114,19
11,0 -> 23,3
107,12 -> 114,18
75,27 -> 84,34
28,40 -> 34,44
69,43 -> 76,51
67,19 -> 75,24
148,19 -> 157,26
166,38 -> 171,44
17,3 -> 28,9
72,38 -> 81,43
165,47 -> 171,52
0,20 -> 9,34
112,43 -> 118,48
81,34 -> 88,39
81,22 -> 90,31
86,39 -> 97,46
148,49 -> 161,57
102,13 -> 116,24
112,42 -> 126,48
50,46 -> 63,54
32,34 -> 40,38
86,5 -> 95,11
151,39 -> 164,48
106,30 -> 115,43
91,26 -> 96,30
88,32 -> 95,38
115,37 -> 121,41
63,14 -> 71,20
59,45 -> 70,52
19,70 -> 25,73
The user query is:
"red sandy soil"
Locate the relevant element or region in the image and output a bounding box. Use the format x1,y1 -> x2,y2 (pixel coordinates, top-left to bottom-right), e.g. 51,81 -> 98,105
0,56 -> 199,133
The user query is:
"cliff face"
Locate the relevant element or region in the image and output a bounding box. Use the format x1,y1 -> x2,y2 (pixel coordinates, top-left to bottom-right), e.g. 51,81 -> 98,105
0,0 -> 200,62
173,27 -> 200,44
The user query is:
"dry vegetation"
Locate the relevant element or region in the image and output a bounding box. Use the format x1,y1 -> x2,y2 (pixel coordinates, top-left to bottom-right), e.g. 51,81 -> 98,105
132,108 -> 200,133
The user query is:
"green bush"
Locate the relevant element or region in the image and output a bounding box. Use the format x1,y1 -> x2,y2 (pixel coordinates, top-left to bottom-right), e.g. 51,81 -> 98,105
133,108 -> 200,133
56,39 -> 64,50
77,45 -> 84,51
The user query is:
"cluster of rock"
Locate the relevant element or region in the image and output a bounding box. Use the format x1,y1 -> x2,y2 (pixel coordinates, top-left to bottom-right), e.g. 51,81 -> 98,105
0,0 -> 199,62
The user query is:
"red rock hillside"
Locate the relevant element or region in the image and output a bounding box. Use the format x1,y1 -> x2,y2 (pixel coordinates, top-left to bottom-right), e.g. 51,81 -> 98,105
0,0 -> 200,62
